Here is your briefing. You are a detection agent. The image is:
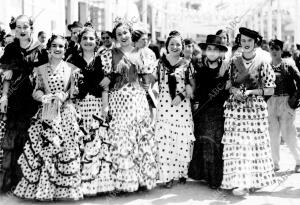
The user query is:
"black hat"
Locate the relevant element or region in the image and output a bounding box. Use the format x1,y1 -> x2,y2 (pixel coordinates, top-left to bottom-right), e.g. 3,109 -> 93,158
269,39 -> 284,50
199,35 -> 228,51
67,21 -> 83,31
239,27 -> 262,41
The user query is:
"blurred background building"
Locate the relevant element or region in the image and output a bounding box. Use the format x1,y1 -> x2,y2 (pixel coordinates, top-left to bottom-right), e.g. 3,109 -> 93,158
0,0 -> 300,45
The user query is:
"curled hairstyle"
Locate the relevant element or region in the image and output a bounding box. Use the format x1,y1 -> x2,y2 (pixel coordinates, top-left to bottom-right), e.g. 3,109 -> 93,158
216,29 -> 229,45
46,34 -> 68,50
165,30 -> 184,53
112,22 -> 133,39
10,15 -> 34,30
78,27 -> 99,44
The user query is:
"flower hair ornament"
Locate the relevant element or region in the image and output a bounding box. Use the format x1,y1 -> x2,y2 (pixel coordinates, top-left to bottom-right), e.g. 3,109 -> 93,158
9,15 -> 34,30
113,16 -> 136,29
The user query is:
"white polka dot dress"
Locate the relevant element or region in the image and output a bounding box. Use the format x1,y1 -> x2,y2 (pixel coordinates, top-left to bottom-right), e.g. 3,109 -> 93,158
155,56 -> 194,183
108,84 -> 157,192
75,95 -> 114,195
13,62 -> 84,201
221,56 -> 277,189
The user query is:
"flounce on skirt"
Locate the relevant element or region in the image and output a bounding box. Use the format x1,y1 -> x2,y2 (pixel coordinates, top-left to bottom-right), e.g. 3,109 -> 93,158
221,95 -> 276,189
75,94 -> 114,195
13,102 -> 84,201
108,85 -> 157,192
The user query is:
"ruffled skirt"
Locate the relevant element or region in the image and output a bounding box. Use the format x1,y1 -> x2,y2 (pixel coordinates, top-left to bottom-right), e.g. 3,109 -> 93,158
13,102 -> 84,201
108,85 -> 157,192
221,96 -> 276,189
75,95 -> 114,195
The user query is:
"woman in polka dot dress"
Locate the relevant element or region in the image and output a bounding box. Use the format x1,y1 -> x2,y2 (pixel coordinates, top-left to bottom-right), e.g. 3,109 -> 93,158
67,27 -> 114,195
221,27 -> 276,196
103,22 -> 157,192
13,35 -> 84,201
131,29 -> 158,121
155,31 -> 194,188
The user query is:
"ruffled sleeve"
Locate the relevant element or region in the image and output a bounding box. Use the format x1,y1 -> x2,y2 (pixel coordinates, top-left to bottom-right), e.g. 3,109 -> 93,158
260,62 -> 276,88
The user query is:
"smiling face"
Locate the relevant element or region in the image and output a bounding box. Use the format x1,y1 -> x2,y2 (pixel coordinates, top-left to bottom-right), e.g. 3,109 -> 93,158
49,37 -> 66,59
15,17 -> 32,41
80,31 -> 97,52
116,25 -> 132,47
167,36 -> 183,56
240,34 -> 255,53
205,45 -> 220,61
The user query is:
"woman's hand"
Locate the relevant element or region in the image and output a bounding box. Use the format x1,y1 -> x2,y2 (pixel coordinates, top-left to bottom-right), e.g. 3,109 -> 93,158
231,87 -> 246,102
2,70 -> 13,81
0,95 -> 8,113
41,94 -> 54,104
171,95 -> 182,106
99,77 -> 111,88
185,84 -> 193,99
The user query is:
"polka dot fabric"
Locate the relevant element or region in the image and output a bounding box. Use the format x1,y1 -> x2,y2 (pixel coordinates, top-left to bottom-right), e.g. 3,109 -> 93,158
0,119 -> 5,171
221,58 -> 276,189
13,63 -> 84,201
108,84 -> 157,192
75,95 -> 114,195
155,58 -> 195,183
100,50 -> 113,75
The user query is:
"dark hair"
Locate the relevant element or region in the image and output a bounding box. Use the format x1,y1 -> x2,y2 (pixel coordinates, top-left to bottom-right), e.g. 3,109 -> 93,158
0,31 -> 5,46
84,21 -> 94,28
38,31 -> 46,37
10,15 -> 34,30
101,31 -> 113,38
183,38 -> 194,46
131,29 -> 147,42
165,30 -> 184,53
46,34 -> 68,50
78,27 -> 99,44
216,29 -> 229,44
112,22 -> 133,39
282,50 -> 292,58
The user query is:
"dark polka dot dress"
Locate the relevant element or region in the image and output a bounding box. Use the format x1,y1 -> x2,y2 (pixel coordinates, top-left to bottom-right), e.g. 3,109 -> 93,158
13,62 -> 84,201
155,56 -> 195,183
221,55 -> 277,189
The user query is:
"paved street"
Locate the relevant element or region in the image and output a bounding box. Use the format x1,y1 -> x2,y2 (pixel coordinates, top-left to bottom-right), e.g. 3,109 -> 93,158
1,112 -> 300,205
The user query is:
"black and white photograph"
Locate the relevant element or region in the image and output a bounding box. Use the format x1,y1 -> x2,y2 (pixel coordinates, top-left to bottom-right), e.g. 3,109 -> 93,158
0,0 -> 300,204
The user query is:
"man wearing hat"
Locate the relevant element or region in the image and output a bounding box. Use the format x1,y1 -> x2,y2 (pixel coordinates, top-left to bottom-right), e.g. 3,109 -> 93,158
268,39 -> 300,173
65,21 -> 83,60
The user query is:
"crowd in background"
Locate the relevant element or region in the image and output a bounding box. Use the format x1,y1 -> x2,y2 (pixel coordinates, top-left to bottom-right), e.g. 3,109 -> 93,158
0,14 -> 300,201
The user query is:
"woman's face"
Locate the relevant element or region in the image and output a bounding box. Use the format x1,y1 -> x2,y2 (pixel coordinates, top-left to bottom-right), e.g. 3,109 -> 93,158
116,25 -> 132,47
240,34 -> 255,53
49,38 -> 66,59
15,17 -> 32,41
80,31 -> 97,52
101,33 -> 112,48
135,34 -> 148,49
183,43 -> 194,57
206,45 -> 220,61
218,32 -> 228,45
167,37 -> 182,56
